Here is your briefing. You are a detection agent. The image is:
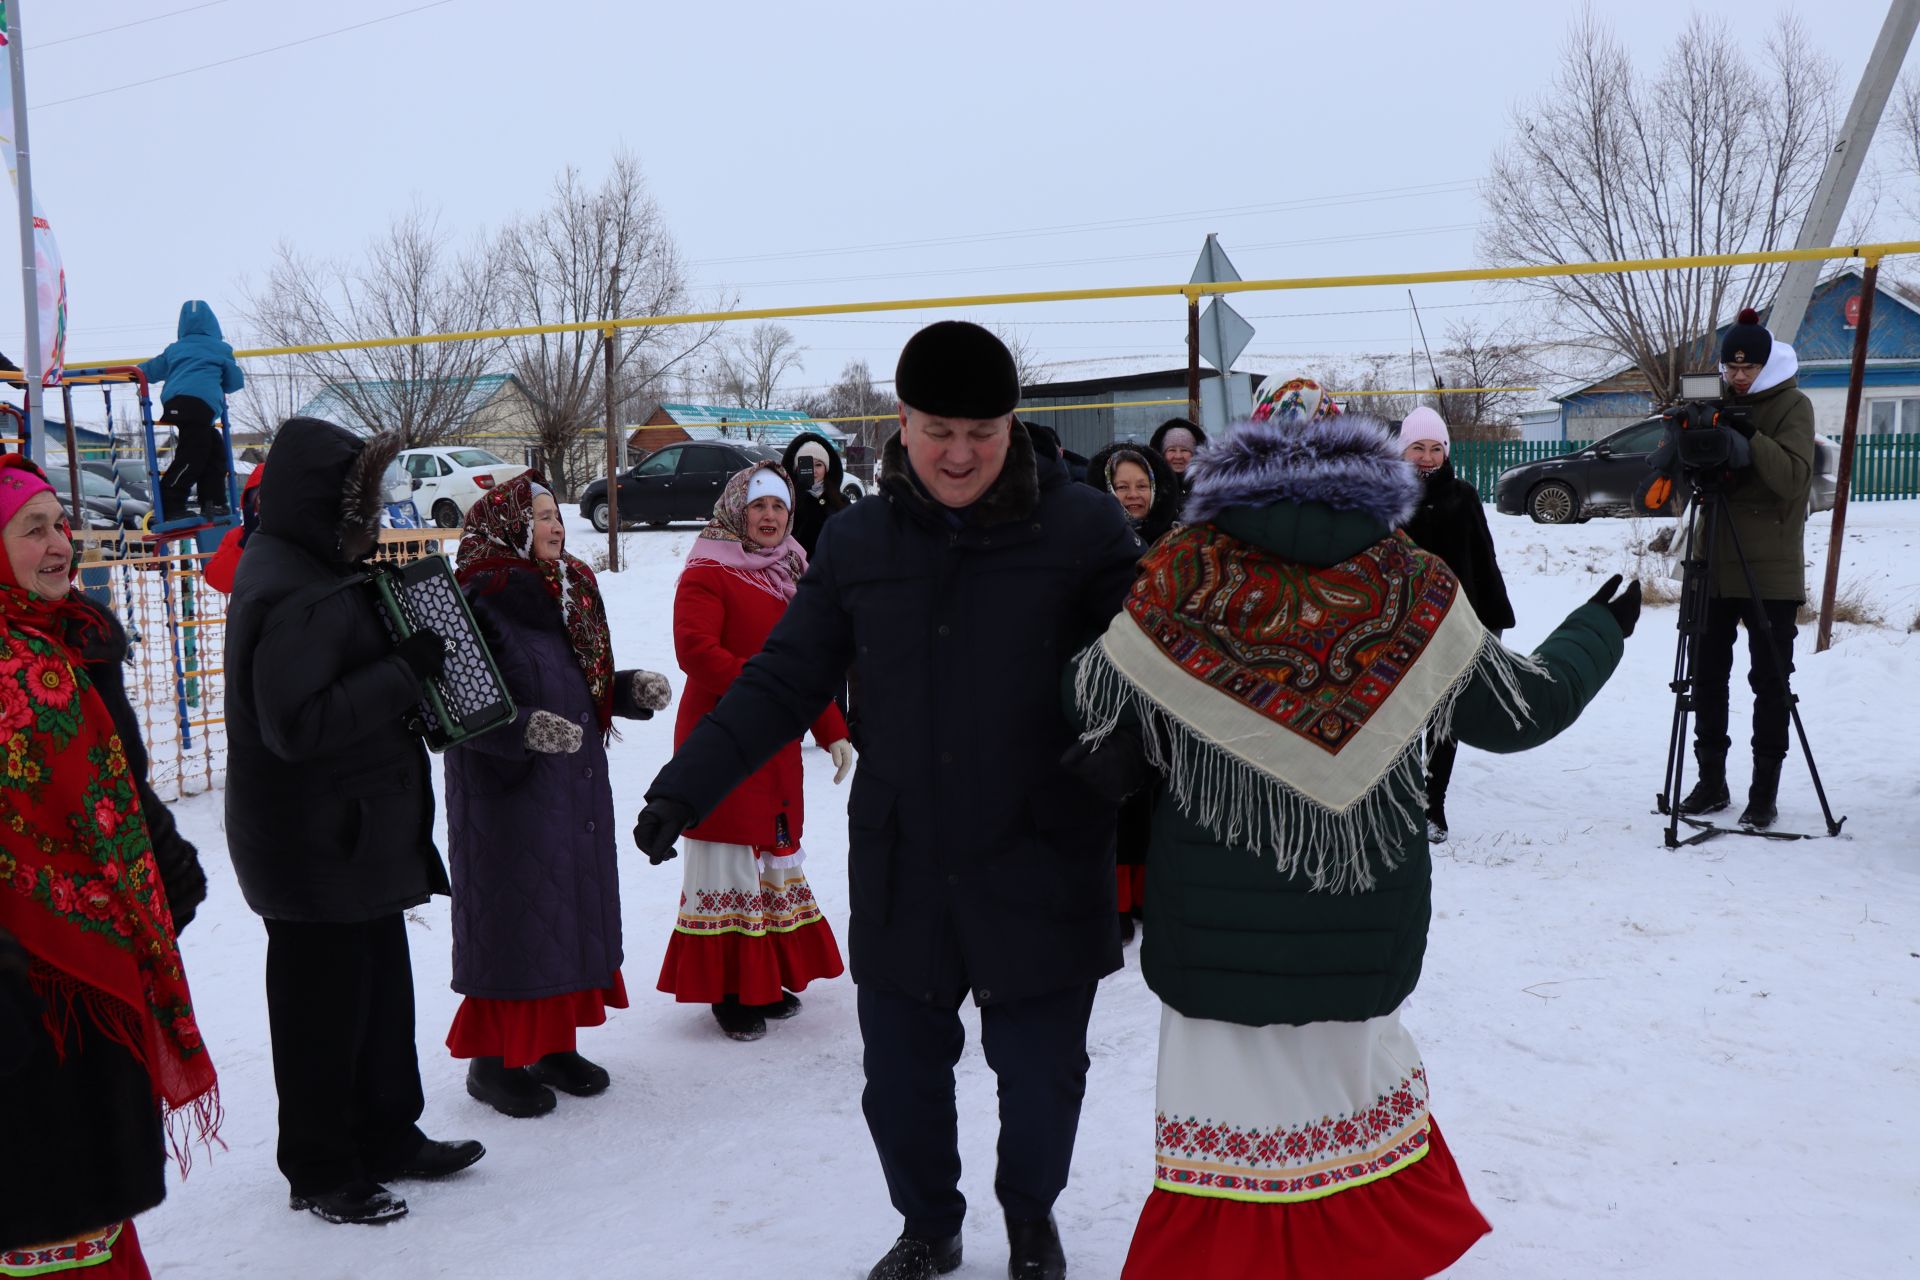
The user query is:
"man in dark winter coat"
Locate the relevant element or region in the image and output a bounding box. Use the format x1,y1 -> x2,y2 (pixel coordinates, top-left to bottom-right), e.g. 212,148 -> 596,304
633,322 -> 1144,1280
225,417 -> 483,1226
1669,311 -> 1815,829
779,430 -> 853,558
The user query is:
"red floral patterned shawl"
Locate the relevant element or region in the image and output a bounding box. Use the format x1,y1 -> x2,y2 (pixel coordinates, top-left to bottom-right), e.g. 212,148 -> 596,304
0,551 -> 220,1153
1075,524 -> 1537,891
454,471 -> 616,733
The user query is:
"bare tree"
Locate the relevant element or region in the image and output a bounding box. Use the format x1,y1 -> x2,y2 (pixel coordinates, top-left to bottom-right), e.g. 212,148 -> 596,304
495,151 -> 720,495
989,323 -> 1046,390
712,322 -> 805,410
226,355 -> 315,452
1433,319 -> 1535,437
1482,9 -> 1835,404
795,357 -> 897,472
244,203 -> 501,447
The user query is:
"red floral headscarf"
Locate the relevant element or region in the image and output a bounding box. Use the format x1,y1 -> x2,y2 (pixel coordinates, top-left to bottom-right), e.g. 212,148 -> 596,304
0,455 -> 220,1155
454,471 -> 617,733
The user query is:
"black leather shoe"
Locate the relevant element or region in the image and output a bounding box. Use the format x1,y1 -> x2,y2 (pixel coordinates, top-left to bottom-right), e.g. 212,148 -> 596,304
372,1137 -> 485,1182
289,1179 -> 408,1225
747,991 -> 802,1021
712,997 -> 767,1041
466,1056 -> 557,1118
866,1232 -> 963,1280
529,1051 -> 611,1097
1007,1215 -> 1066,1279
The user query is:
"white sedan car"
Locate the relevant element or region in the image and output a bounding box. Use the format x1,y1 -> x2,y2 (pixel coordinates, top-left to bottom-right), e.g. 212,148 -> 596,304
398,446 -> 528,527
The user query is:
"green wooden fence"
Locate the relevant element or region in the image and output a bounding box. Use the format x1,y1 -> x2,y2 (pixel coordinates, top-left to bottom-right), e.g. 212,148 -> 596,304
1450,434 -> 1920,504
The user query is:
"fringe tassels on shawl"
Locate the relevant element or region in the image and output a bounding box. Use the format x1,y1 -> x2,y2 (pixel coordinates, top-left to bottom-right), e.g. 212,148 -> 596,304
1073,633 -> 1548,894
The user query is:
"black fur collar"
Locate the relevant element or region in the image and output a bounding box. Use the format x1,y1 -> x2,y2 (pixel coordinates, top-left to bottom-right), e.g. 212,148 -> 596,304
879,423 -> 1040,528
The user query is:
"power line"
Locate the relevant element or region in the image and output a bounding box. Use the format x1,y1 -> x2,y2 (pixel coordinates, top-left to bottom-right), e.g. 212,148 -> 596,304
689,181 -> 1478,267
693,223 -> 1479,292
34,0 -> 460,109
36,1 -> 235,50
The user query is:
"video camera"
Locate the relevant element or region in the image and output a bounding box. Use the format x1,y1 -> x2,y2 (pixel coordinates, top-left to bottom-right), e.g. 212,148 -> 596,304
1635,372 -> 1753,514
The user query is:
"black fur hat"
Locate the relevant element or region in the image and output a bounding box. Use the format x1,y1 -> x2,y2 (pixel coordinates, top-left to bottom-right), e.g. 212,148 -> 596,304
1720,307 -> 1772,367
894,321 -> 1020,419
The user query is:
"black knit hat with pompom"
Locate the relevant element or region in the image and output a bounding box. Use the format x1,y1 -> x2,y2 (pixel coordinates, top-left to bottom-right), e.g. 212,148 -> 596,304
1720,307 -> 1772,367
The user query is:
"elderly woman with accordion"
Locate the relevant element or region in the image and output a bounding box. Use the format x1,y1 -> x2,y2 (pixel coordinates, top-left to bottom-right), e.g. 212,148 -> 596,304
443,472 -> 672,1118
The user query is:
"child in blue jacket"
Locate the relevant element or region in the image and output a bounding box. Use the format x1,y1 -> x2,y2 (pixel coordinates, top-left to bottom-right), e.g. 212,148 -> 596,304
139,300 -> 244,520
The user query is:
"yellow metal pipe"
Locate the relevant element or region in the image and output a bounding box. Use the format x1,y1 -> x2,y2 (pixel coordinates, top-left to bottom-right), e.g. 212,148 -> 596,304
65,242 -> 1920,369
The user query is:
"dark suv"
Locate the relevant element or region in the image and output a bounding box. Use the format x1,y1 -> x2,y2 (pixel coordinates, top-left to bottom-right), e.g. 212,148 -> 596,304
1494,418 -> 1839,524
579,440 -> 781,531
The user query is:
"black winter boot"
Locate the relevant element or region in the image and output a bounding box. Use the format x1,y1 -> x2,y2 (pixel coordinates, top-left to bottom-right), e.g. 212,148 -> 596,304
1739,758 -> 1783,829
1679,750 -> 1731,815
466,1056 -> 557,1118
529,1051 -> 611,1097
866,1232 -> 963,1280
1007,1215 -> 1067,1279
712,996 -> 767,1041
746,990 -> 803,1021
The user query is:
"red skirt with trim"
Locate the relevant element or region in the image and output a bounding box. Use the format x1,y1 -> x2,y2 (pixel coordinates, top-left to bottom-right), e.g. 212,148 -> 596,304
1117,864 -> 1147,915
656,923 -> 843,1006
1121,1118 -> 1490,1280
445,971 -> 629,1069
0,1220 -> 149,1279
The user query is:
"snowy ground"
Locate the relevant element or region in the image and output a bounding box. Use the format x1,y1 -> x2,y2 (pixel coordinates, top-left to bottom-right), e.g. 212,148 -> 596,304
138,504 -> 1920,1278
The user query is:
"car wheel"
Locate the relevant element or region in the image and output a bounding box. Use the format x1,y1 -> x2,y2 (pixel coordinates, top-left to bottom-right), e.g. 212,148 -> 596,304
1528,481 -> 1578,525
432,499 -> 462,528
588,501 -> 610,533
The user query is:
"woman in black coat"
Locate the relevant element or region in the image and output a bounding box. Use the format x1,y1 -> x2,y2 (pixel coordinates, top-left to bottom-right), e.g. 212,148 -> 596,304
1083,442 -> 1182,941
1397,408 -> 1516,843
778,432 -> 851,558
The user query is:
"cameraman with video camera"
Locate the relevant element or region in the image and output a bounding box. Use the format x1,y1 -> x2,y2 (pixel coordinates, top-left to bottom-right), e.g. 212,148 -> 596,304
1673,307 -> 1816,829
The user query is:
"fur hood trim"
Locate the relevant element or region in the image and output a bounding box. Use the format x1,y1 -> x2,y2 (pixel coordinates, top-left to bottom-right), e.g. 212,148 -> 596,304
1183,415 -> 1420,530
338,431 -> 401,562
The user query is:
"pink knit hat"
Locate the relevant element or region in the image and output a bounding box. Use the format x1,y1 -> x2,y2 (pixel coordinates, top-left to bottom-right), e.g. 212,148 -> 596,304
1398,407 -> 1450,452
0,455 -> 58,530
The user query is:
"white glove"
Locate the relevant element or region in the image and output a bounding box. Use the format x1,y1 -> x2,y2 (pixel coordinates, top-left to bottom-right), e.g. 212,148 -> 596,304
829,739 -> 855,785
524,709 -> 585,755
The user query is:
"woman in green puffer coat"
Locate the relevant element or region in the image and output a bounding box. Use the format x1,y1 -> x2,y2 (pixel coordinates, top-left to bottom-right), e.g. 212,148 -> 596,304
1063,413 -> 1641,1280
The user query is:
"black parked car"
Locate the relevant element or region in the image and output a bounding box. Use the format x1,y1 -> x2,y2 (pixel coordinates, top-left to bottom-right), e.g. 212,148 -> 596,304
578,440 -> 782,531
1494,417 -> 1840,524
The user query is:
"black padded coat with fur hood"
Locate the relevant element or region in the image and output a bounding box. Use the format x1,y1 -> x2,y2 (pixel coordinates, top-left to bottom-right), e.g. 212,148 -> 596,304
223,417 -> 450,923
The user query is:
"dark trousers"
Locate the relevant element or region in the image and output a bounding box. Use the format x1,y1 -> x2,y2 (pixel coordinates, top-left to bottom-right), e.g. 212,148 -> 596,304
1692,596 -> 1799,764
158,395 -> 226,515
1424,730 -> 1459,815
263,914 -> 427,1195
858,979 -> 1097,1240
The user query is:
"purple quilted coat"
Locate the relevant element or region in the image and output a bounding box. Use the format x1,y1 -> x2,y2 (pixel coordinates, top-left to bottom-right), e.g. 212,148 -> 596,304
445,571 -> 621,1000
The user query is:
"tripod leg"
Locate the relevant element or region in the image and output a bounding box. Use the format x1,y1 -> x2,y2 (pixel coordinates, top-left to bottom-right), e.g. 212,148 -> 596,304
1660,496 -> 1711,847
1717,512 -> 1845,835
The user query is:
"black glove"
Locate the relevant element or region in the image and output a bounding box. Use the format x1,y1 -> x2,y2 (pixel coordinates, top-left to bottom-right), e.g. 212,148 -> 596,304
1589,573 -> 1643,639
1724,407 -> 1756,439
632,797 -> 695,865
1059,726 -> 1158,805
393,627 -> 447,681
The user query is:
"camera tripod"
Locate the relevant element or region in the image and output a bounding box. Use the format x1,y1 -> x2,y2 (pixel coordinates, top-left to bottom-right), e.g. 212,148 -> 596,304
1655,484 -> 1845,848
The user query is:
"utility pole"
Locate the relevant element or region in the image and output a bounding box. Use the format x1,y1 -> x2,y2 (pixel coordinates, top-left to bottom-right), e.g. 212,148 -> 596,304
1765,0 -> 1919,343
7,2 -> 44,464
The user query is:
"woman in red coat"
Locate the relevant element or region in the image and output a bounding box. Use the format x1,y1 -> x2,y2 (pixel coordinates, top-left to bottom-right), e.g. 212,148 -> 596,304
657,461 -> 853,1042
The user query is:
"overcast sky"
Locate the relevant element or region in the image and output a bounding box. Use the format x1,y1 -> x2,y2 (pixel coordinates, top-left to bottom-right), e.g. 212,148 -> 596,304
7,0 -> 1917,408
